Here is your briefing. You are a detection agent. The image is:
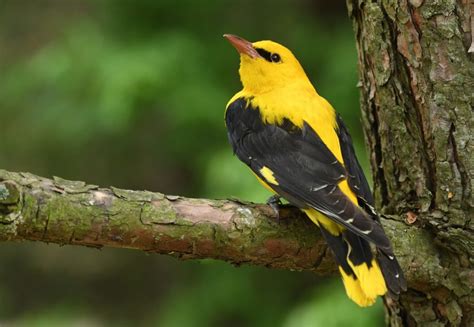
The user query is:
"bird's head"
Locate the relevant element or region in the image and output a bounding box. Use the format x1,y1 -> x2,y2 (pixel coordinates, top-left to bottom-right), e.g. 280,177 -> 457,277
224,34 -> 311,94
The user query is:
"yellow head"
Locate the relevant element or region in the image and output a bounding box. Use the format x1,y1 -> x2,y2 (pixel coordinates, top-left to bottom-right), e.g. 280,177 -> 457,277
224,34 -> 313,94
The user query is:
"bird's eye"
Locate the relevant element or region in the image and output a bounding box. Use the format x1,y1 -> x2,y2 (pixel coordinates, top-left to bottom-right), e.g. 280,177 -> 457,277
271,53 -> 281,63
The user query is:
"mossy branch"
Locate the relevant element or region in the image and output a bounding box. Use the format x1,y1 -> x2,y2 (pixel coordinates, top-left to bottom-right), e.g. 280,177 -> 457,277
0,168 -> 443,290
0,169 -> 336,273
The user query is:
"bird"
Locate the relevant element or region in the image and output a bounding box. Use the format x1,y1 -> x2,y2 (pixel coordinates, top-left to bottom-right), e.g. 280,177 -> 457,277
223,34 -> 406,307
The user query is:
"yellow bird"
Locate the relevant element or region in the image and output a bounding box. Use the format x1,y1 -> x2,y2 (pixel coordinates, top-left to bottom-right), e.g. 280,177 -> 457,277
224,34 -> 406,307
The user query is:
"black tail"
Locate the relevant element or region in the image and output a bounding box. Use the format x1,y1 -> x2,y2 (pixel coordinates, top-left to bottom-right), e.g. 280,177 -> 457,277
320,225 -> 407,304
319,225 -> 357,277
376,248 -> 407,297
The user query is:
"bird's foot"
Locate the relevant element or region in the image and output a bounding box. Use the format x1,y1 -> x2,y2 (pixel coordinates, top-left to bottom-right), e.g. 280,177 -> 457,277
266,195 -> 283,222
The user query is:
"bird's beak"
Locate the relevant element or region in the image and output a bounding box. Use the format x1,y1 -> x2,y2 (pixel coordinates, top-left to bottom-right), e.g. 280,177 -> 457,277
223,34 -> 261,59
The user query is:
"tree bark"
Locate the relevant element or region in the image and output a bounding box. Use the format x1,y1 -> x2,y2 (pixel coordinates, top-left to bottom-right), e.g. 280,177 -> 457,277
0,169 -> 337,273
347,0 -> 473,325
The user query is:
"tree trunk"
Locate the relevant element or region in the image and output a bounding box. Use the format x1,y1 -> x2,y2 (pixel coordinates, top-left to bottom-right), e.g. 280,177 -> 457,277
347,0 -> 473,325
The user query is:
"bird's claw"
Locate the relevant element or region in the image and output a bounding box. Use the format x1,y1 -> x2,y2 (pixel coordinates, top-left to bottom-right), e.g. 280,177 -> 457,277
266,195 -> 283,223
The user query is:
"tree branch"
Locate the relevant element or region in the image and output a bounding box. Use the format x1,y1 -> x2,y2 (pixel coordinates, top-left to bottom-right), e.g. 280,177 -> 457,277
0,169 -> 333,273
0,169 -> 436,285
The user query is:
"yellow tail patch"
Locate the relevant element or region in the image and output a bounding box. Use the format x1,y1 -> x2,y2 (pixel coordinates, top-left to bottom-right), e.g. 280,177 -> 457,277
339,260 -> 387,307
339,267 -> 376,307
348,259 -> 387,300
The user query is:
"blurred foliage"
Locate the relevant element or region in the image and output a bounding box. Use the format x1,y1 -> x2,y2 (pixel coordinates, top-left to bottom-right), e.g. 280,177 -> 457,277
0,0 -> 381,326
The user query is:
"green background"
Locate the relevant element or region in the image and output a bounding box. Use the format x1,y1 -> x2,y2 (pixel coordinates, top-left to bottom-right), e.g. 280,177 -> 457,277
0,0 -> 384,326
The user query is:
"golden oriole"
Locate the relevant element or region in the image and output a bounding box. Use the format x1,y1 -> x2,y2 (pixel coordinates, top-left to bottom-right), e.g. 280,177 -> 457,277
224,34 -> 406,307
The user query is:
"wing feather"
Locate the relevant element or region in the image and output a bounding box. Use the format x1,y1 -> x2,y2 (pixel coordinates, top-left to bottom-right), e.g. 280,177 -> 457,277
226,98 -> 391,250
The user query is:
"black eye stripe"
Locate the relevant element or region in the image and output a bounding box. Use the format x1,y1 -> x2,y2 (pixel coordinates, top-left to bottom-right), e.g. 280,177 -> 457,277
255,48 -> 281,63
255,48 -> 272,62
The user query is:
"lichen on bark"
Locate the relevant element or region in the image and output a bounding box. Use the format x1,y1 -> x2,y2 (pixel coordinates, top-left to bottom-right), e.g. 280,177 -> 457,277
0,169 -> 337,274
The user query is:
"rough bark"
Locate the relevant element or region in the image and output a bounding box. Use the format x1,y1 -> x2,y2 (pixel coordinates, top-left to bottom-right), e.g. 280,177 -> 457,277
0,169 -> 336,273
347,0 -> 473,326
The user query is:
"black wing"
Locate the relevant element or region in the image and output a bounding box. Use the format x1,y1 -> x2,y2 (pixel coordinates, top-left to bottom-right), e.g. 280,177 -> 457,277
225,97 -> 391,250
336,115 -> 379,215
335,115 -> 407,294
